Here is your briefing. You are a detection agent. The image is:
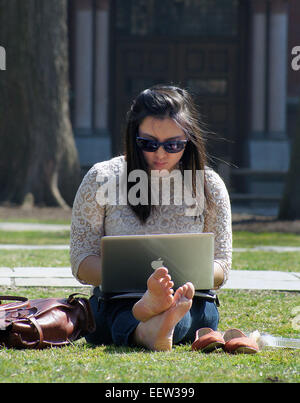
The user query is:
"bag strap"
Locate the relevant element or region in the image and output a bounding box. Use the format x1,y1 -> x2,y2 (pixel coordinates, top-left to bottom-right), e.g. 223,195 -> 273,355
67,293 -> 96,333
67,293 -> 89,303
0,296 -> 29,311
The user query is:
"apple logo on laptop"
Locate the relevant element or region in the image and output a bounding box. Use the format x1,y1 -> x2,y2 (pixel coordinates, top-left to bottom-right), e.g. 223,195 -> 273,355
151,258 -> 164,270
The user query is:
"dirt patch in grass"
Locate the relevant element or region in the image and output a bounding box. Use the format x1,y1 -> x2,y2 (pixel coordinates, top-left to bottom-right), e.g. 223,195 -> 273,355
0,206 -> 72,222
232,213 -> 300,234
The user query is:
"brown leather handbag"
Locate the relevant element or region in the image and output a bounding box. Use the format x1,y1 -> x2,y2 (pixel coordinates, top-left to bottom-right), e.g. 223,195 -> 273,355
0,293 -> 95,349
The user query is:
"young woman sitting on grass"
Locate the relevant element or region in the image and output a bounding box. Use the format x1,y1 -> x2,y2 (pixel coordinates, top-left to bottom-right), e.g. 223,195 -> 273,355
70,85 -> 232,351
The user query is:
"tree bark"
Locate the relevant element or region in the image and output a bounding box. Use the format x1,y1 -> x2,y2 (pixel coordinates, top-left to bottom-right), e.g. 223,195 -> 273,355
278,100 -> 300,220
0,0 -> 80,208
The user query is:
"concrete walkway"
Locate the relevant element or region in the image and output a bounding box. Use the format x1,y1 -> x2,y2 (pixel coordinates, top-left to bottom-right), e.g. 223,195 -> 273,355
0,244 -> 69,250
0,267 -> 85,288
0,222 -> 70,231
1,266 -> 300,291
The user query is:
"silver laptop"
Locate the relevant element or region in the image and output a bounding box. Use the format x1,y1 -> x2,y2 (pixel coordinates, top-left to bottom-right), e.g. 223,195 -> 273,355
100,233 -> 214,293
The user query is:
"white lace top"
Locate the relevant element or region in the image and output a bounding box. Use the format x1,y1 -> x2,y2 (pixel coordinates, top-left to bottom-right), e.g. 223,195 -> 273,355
70,155 -> 232,289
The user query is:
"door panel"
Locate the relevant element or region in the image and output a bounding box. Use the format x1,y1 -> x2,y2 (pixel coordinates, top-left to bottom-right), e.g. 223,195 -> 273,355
113,40 -> 238,168
113,41 -> 176,154
178,42 -> 237,166
111,0 -> 243,170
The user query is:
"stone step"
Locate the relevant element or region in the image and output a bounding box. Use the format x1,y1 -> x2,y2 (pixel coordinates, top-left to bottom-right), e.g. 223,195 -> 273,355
0,267 -> 87,288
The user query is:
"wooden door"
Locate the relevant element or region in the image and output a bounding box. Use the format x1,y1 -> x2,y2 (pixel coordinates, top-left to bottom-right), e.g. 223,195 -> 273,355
112,40 -> 238,168
112,40 -> 177,154
110,0 -> 242,168
177,42 -> 238,168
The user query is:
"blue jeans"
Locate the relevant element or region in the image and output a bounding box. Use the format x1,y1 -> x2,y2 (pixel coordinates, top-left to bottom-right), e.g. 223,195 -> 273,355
85,295 -> 219,347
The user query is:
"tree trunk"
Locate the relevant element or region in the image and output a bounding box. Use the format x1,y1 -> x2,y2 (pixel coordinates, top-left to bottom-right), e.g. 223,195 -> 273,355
0,0 -> 80,208
278,100 -> 300,220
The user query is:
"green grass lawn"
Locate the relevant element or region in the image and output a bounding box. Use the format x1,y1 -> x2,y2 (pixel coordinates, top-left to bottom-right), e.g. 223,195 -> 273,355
233,231 -> 300,248
0,228 -> 300,383
1,250 -> 300,273
1,229 -> 300,247
232,251 -> 300,272
0,231 -> 70,245
0,249 -> 70,267
0,286 -> 299,383
1,229 -> 300,272
0,339 -> 298,383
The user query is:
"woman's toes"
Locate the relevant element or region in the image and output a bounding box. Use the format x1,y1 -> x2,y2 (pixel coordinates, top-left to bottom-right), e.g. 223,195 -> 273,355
152,267 -> 168,280
185,282 -> 195,299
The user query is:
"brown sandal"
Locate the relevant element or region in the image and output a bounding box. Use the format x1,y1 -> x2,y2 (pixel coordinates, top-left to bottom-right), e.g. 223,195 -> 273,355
192,327 -> 225,353
223,328 -> 259,354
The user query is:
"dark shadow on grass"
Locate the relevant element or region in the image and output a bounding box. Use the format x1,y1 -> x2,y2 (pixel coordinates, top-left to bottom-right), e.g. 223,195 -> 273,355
84,342 -> 146,354
85,342 -> 200,355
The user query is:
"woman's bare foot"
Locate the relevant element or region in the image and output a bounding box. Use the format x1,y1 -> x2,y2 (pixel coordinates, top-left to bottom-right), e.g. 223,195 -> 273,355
133,282 -> 195,351
132,267 -> 174,322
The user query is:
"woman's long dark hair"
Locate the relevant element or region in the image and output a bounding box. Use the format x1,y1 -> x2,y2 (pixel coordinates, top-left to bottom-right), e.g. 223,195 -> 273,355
124,85 -> 213,223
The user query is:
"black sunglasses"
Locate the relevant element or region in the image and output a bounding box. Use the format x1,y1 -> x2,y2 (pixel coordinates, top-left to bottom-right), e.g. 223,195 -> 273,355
136,137 -> 188,153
